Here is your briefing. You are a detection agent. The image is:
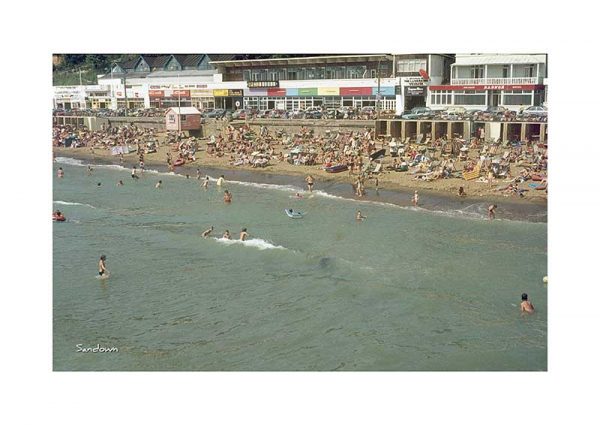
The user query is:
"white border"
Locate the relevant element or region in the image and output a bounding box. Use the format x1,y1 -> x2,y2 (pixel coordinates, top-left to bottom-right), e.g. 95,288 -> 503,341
3,1 -> 599,424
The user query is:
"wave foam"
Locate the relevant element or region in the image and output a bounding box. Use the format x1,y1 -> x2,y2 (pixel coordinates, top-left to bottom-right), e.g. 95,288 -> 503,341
55,157 -> 85,166
54,200 -> 96,209
213,237 -> 286,250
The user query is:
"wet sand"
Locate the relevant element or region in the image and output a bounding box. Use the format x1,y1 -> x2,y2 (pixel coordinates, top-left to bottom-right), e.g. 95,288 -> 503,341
54,146 -> 547,222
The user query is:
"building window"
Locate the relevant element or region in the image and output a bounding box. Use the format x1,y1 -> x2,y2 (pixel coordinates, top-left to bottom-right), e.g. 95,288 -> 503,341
503,90 -> 533,105
502,65 -> 510,78
470,66 -> 484,79
431,90 -> 452,105
454,90 -> 486,105
397,59 -> 426,73
524,65 -> 535,78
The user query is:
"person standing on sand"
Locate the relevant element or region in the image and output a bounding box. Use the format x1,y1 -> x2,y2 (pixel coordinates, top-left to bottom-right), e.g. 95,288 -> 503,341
520,293 -> 535,314
488,204 -> 497,220
305,175 -> 315,192
119,153 -> 124,165
374,177 -> 379,194
240,228 -> 249,241
412,190 -> 419,207
458,186 -> 466,197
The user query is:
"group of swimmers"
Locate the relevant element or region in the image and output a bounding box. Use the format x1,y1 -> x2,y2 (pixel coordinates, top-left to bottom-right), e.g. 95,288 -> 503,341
201,226 -> 248,241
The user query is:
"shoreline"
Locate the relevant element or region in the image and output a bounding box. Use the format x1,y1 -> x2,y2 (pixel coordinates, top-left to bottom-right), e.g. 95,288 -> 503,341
54,147 -> 547,223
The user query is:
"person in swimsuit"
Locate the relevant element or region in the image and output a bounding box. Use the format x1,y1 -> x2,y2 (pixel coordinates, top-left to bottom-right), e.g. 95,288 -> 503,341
223,190 -> 232,203
196,168 -> 202,180
57,167 -> 64,178
201,226 -> 214,238
356,210 -> 366,221
202,176 -> 210,188
117,180 -> 124,186
217,175 -> 225,187
131,166 -> 139,179
98,255 -> 108,277
520,293 -> 535,314
305,175 -> 314,192
488,204 -> 497,220
412,190 -> 419,206
223,230 -> 231,239
155,180 -> 162,189
458,186 -> 466,197
87,165 -> 93,176
239,228 -> 249,241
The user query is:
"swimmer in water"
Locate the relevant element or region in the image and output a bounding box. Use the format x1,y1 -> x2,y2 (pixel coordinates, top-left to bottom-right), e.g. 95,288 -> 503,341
98,255 -> 108,278
294,192 -> 303,199
216,175 -> 225,187
54,210 -> 64,219
131,166 -> 139,179
57,167 -> 64,178
185,174 -> 190,179
488,204 -> 497,220
117,180 -> 124,186
223,230 -> 231,239
201,226 -> 214,238
97,182 -> 102,187
239,228 -> 249,241
202,176 -> 209,188
155,180 -> 162,189
356,210 -> 367,221
520,293 -> 535,314
223,190 -> 232,203
87,165 -> 93,176
412,190 -> 419,206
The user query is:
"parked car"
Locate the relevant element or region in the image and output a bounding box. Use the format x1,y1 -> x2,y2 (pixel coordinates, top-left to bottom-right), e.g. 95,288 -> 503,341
305,110 -> 323,119
520,106 -> 548,117
256,109 -> 271,118
204,108 -> 226,118
232,109 -> 253,119
200,108 -> 214,118
269,109 -> 287,119
484,106 -> 509,115
401,107 -> 433,119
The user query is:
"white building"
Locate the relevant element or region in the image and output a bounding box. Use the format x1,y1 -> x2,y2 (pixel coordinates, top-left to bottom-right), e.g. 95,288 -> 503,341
427,54 -> 547,111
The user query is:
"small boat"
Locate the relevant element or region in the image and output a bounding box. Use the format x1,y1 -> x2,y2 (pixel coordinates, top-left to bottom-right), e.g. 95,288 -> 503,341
173,158 -> 186,167
324,164 -> 348,173
53,214 -> 66,222
284,209 -> 305,219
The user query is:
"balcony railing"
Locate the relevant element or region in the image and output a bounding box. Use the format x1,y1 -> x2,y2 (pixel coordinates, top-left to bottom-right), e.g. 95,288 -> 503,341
450,77 -> 542,86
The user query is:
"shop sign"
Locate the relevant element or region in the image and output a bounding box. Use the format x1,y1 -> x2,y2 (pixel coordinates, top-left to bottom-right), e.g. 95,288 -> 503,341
247,81 -> 279,88
405,86 -> 426,96
298,88 -> 318,96
149,90 -> 164,98
213,89 -> 229,96
402,77 -> 427,86
229,89 -> 244,96
317,87 -> 339,96
190,89 -> 212,97
172,90 -> 190,97
429,84 -> 545,91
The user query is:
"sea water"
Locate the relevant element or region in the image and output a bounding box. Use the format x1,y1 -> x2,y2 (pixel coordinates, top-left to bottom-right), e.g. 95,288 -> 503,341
53,157 -> 547,371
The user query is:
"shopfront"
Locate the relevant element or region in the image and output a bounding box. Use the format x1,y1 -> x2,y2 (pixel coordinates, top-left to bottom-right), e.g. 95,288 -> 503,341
115,86 -> 146,109
242,86 -> 397,111
214,89 -> 243,110
428,84 -> 546,111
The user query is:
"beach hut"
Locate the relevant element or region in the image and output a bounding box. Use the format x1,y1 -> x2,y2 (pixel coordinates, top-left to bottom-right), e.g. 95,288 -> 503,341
165,107 -> 202,131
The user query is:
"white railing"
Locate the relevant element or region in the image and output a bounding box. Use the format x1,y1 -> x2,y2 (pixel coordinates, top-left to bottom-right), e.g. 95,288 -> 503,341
450,77 -> 542,85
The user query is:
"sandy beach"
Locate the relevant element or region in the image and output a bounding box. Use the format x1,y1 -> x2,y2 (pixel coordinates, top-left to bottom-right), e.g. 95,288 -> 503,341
54,140 -> 547,207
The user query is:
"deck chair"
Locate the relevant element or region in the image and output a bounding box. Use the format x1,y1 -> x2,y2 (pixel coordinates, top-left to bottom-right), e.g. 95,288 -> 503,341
416,134 -> 424,144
